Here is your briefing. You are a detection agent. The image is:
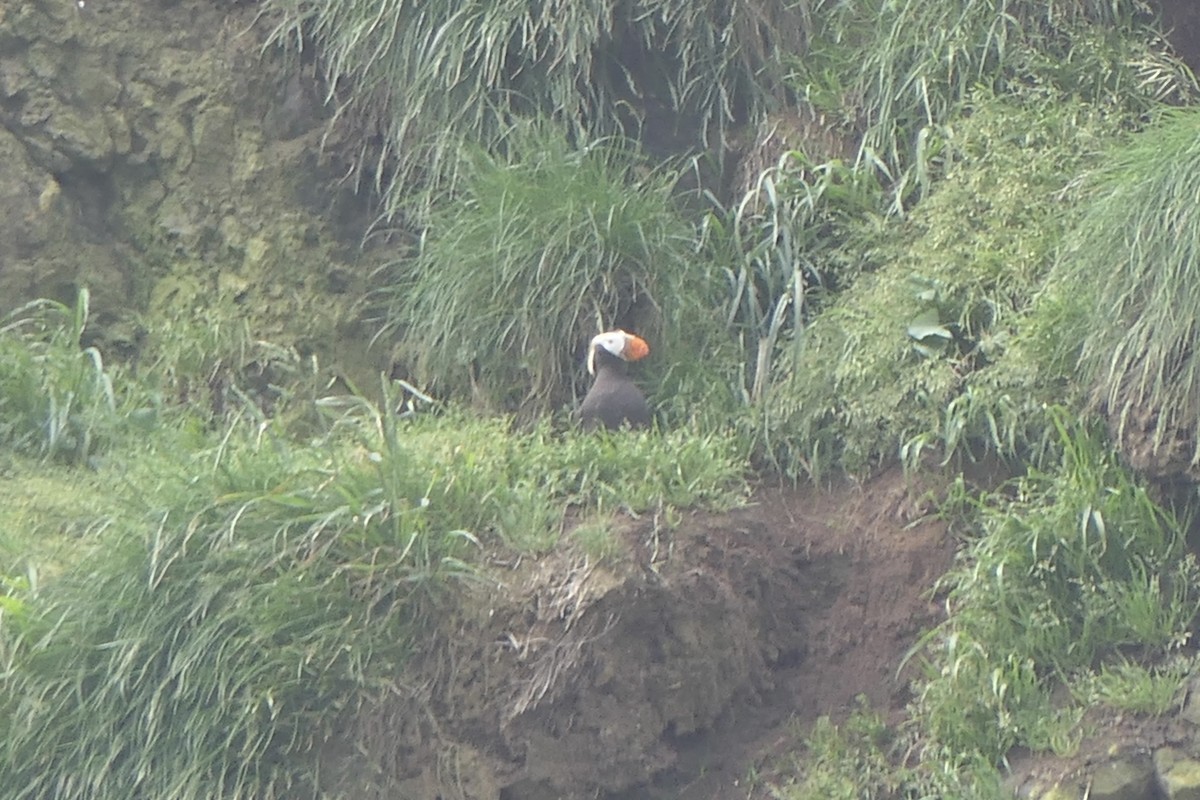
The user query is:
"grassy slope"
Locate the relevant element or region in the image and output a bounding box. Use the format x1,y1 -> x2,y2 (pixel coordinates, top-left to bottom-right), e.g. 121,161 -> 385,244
3,2 -> 1200,799
0,339 -> 745,799
762,93 -> 1114,476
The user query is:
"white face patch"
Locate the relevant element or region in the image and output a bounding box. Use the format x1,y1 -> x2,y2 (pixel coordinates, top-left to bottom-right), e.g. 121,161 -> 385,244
586,331 -> 629,375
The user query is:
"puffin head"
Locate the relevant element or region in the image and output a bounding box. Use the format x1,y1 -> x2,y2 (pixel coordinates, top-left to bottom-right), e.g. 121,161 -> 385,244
586,330 -> 650,376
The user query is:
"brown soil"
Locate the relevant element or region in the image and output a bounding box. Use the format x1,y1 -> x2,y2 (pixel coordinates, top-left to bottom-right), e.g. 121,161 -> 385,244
324,468 -> 958,799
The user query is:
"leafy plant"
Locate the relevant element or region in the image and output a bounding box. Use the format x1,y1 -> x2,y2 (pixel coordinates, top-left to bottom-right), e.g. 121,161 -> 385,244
702,154 -> 887,408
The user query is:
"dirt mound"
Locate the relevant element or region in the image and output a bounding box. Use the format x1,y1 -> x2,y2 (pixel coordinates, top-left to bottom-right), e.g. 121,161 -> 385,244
325,469 -> 955,800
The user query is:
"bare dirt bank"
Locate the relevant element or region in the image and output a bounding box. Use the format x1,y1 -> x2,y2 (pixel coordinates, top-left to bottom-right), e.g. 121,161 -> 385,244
322,470 -> 955,800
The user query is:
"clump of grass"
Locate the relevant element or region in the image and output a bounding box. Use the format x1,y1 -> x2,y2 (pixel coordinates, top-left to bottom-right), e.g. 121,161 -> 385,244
701,155 -> 888,411
0,395 -> 498,800
1056,107 -> 1200,474
136,281 -> 329,425
0,289 -> 126,465
1073,657 -> 1193,716
769,705 -> 1016,800
378,123 -> 729,418
320,382 -> 746,519
771,705 -> 912,800
571,514 -> 621,563
262,0 -> 805,217
794,0 -> 1192,208
912,414 -> 1200,764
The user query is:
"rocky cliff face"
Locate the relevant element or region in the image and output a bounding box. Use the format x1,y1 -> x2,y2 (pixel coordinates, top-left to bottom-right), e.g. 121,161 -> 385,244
0,0 -> 379,373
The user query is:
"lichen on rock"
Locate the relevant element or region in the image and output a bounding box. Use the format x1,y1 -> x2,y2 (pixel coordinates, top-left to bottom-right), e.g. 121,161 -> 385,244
0,0 -> 388,387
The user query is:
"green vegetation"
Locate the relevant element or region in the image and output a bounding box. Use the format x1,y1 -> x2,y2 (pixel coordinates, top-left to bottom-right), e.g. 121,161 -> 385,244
0,416 -> 479,799
795,0 -> 1192,205
0,290 -> 123,465
1074,657 -> 1193,716
5,0 -> 1200,797
772,420 -> 1200,797
701,154 -> 886,412
0,317 -> 743,799
263,0 -> 803,217
339,0 -> 1196,471
752,93 -> 1113,476
917,418 -> 1199,761
1057,107 -> 1200,472
772,705 -> 917,800
570,514 -> 621,563
379,124 -> 730,418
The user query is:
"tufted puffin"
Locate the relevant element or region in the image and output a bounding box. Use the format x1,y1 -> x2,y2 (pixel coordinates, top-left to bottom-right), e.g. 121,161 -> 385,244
579,330 -> 651,431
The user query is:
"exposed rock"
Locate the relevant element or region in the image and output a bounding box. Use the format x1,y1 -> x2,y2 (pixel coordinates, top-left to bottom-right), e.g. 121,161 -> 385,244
731,105 -> 858,200
1182,677 -> 1200,728
1089,755 -> 1157,800
1036,784 -> 1085,800
1160,0 -> 1200,74
1157,747 -> 1200,800
0,0 -> 385,384
1105,401 -> 1200,484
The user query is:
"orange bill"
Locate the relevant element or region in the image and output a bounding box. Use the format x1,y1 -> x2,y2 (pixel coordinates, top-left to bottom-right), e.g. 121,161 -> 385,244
623,333 -> 650,361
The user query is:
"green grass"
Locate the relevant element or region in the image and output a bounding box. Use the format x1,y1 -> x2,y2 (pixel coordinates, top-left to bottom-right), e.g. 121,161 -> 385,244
700,155 -> 888,413
0,460 -> 127,578
266,0 -> 1198,479
0,356 -> 745,799
0,436 -> 459,799
1073,657 -> 1193,716
570,514 -> 621,563
377,123 -> 735,420
753,92 -> 1116,477
1056,107 -> 1200,475
793,0 -> 1192,209
769,702 -> 1010,800
261,0 -> 804,217
316,385 -> 746,542
5,5 -> 1198,797
0,290 -> 121,464
763,417 -> 1200,797
771,706 -> 909,800
914,415 -> 1199,762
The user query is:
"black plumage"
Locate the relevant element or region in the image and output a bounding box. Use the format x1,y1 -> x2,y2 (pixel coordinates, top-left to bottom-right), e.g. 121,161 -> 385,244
578,331 -> 651,431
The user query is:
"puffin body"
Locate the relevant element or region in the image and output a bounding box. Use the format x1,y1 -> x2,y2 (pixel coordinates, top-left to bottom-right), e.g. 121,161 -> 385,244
579,330 -> 651,431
